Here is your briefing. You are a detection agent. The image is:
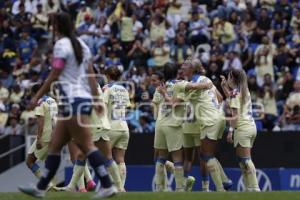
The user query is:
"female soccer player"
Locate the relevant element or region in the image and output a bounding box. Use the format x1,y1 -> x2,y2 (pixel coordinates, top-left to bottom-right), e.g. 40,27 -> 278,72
222,69 -> 260,192
180,60 -> 232,192
26,84 -> 58,189
151,71 -> 175,191
102,66 -> 131,191
19,12 -> 117,198
153,63 -> 211,191
61,84 -> 123,192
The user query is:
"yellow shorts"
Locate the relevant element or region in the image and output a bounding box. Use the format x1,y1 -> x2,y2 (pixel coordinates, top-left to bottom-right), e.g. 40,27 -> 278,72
183,133 -> 201,148
107,130 -> 130,150
154,125 -> 183,152
200,119 -> 225,141
28,139 -> 49,161
92,128 -> 110,142
234,125 -> 257,148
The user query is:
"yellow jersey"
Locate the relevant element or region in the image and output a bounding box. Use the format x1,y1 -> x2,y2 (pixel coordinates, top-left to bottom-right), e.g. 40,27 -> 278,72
35,96 -> 58,142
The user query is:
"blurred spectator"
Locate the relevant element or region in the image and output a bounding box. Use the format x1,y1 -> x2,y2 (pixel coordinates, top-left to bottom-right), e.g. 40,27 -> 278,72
0,81 -> 9,104
149,13 -> 167,43
94,0 -> 108,23
212,17 -> 237,52
12,0 -> 32,15
75,1 -> 93,28
188,10 -> 209,48
20,102 -> 35,125
31,3 -> 49,41
9,84 -> 24,104
170,34 -> 192,65
4,117 -> 23,135
44,0 -> 60,16
258,83 -> 278,131
281,81 -> 300,131
0,102 -> 8,134
254,36 -> 276,86
222,51 -> 242,72
151,36 -> 170,68
18,28 -> 37,64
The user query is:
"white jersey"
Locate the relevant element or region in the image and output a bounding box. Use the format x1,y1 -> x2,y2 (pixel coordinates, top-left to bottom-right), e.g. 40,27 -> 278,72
53,37 -> 92,102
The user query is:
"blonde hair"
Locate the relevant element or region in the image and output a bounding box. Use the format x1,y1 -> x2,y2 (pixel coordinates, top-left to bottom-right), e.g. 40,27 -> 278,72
229,69 -> 249,107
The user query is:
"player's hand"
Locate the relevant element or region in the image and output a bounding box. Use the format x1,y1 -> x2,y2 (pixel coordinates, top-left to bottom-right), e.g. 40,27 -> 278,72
157,84 -> 167,95
94,99 -> 104,116
220,75 -> 227,86
36,140 -> 43,150
227,132 -> 233,144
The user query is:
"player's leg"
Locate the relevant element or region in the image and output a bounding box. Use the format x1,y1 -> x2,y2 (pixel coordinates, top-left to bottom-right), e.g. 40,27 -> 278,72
26,151 -> 40,177
236,146 -> 260,192
154,125 -> 170,192
235,129 -> 260,192
200,138 -> 225,192
183,147 -> 195,191
112,147 -> 126,191
19,121 -> 70,197
68,116 -> 113,192
198,147 -> 210,192
95,139 -> 123,192
154,148 -> 169,191
170,149 -> 184,192
111,130 -> 130,191
155,149 -> 169,191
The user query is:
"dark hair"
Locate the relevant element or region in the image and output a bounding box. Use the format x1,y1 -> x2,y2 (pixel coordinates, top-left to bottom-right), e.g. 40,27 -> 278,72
31,83 -> 41,94
105,66 -> 122,81
54,12 -> 83,65
153,71 -> 164,81
163,63 -> 178,81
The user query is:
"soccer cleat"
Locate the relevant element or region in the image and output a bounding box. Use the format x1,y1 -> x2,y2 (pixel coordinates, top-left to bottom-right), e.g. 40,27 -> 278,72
19,185 -> 46,198
53,186 -> 75,192
185,176 -> 196,192
248,188 -> 261,192
223,179 -> 233,191
87,180 -> 97,191
78,188 -> 88,193
92,185 -> 118,199
202,188 -> 211,192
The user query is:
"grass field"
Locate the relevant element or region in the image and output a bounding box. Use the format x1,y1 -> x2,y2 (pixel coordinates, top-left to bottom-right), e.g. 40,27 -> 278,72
1,192 -> 300,200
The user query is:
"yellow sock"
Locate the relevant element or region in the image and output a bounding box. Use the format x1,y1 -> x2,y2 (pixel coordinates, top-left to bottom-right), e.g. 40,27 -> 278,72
245,159 -> 260,191
118,163 -> 127,189
165,161 -> 175,174
107,160 -> 122,191
215,159 -> 229,183
239,162 -> 249,190
174,166 -> 184,191
78,174 -> 85,190
206,158 -> 224,191
155,162 -> 165,191
68,160 -> 85,190
163,165 -> 168,191
84,164 -> 93,182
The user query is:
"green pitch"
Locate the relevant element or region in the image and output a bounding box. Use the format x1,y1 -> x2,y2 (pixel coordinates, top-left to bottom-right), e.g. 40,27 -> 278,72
1,192 -> 300,200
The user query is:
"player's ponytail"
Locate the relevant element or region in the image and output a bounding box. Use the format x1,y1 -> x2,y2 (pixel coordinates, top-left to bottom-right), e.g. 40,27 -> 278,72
229,69 -> 249,107
53,12 -> 83,65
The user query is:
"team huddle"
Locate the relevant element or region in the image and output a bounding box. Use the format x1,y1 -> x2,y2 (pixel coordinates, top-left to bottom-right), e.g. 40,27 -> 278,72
18,12 -> 260,199
151,61 -> 260,192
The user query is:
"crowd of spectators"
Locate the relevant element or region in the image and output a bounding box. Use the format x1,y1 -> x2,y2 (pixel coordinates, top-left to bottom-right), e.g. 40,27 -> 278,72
1,0 -> 300,135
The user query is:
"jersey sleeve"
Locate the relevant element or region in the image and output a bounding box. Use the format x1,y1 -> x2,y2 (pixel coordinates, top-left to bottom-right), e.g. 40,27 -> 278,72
53,40 -> 68,59
229,95 -> 240,109
35,103 -> 45,117
174,81 -> 188,100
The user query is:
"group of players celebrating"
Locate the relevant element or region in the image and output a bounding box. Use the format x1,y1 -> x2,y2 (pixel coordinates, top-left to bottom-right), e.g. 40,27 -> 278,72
18,12 -> 260,199
151,60 -> 260,193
